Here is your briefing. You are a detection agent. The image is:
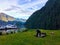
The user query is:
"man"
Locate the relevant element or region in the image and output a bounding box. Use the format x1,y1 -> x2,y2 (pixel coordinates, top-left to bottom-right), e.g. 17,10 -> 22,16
36,29 -> 41,37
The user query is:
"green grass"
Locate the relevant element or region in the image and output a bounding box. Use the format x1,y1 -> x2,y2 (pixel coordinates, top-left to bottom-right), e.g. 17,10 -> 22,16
0,29 -> 60,45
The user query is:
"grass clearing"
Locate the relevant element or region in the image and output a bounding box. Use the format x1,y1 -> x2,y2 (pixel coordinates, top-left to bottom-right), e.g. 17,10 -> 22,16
0,29 -> 60,45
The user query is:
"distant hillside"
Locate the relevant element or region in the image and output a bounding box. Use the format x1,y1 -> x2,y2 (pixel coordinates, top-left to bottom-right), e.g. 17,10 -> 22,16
7,20 -> 25,28
0,13 -> 15,22
15,18 -> 26,22
0,20 -> 7,26
0,13 -> 26,28
25,0 -> 60,29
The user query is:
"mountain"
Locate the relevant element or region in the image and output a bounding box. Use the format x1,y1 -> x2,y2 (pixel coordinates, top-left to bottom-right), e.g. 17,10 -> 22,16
14,18 -> 26,28
7,21 -> 25,28
0,13 -> 15,26
0,20 -> 7,26
0,13 -> 15,22
0,13 -> 26,28
25,0 -> 60,30
7,18 -> 26,28
15,18 -> 26,22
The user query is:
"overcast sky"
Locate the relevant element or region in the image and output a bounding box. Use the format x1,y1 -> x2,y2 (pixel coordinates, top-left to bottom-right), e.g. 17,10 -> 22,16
0,0 -> 48,19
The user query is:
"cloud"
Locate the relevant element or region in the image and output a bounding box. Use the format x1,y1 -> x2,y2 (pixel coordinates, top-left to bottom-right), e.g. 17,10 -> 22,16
0,0 -> 48,19
18,0 -> 37,5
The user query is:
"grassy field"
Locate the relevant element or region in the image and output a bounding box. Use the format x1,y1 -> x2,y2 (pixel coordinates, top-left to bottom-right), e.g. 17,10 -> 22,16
0,29 -> 60,45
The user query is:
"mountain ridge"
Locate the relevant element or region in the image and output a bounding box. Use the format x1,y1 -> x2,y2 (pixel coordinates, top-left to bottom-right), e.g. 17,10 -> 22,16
25,0 -> 60,29
0,13 -> 15,22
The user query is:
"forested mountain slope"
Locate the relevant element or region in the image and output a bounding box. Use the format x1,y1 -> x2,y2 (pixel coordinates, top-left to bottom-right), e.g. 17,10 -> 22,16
25,0 -> 60,30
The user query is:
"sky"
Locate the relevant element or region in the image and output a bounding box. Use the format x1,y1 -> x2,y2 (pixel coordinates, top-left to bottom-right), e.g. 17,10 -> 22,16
0,0 -> 48,19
